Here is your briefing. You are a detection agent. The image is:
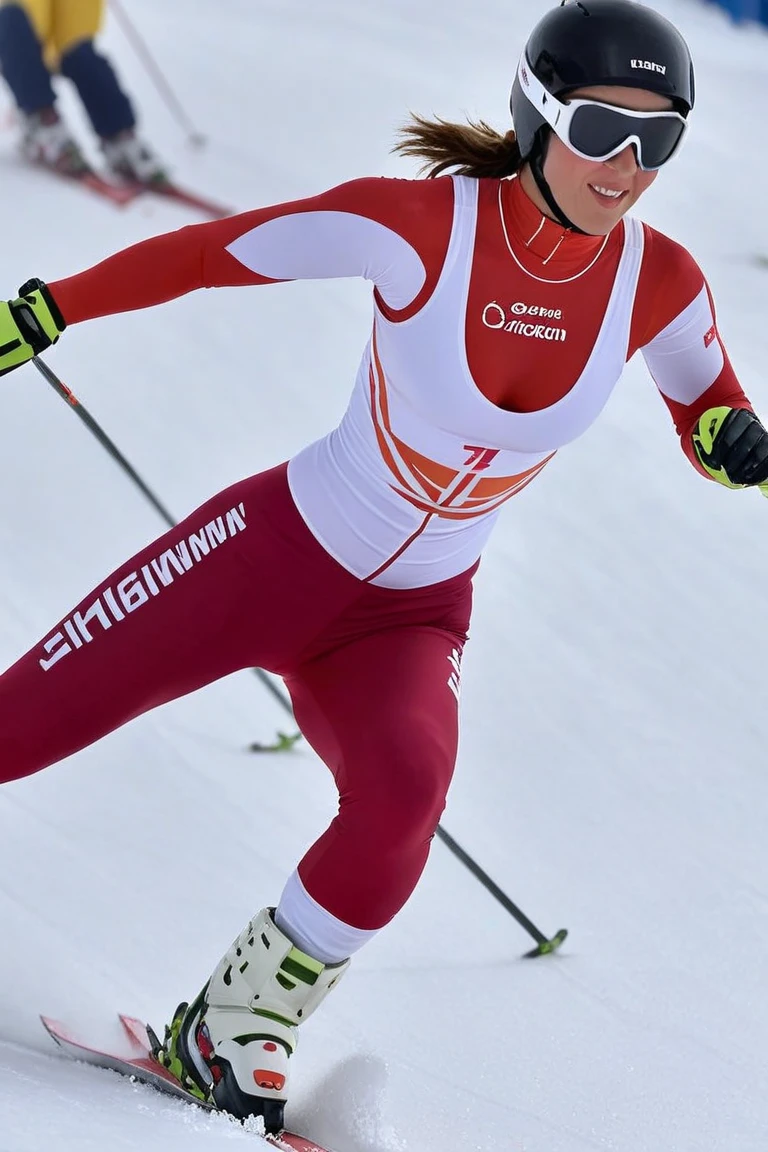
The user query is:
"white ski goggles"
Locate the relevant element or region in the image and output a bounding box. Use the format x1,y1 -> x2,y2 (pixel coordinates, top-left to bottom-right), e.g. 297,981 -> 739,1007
516,55 -> 689,171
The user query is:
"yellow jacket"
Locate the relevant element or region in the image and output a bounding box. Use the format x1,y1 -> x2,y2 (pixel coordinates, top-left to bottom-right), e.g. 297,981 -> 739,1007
2,0 -> 104,65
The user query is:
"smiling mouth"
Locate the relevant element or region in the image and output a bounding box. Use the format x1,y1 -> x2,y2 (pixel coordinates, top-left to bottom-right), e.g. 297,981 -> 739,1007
588,184 -> 628,207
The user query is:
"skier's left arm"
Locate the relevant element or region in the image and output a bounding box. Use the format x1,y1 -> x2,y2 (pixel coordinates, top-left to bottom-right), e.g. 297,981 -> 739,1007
639,235 -> 768,492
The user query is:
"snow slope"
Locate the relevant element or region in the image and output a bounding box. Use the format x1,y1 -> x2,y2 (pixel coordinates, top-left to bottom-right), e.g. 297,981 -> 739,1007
1,1 -> 767,1149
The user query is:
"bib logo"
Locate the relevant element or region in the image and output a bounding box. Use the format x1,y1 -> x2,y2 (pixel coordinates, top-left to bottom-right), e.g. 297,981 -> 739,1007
463,444 -> 500,471
483,301 -> 567,342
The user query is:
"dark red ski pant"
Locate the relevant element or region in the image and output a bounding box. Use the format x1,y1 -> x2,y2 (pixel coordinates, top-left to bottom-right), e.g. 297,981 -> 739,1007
0,464 -> 473,929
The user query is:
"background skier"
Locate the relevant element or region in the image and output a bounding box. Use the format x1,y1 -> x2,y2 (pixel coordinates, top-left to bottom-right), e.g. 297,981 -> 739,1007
0,0 -> 164,180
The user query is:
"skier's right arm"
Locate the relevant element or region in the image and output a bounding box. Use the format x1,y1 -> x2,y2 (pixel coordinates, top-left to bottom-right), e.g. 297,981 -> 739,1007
0,279 -> 66,376
0,178 -> 452,374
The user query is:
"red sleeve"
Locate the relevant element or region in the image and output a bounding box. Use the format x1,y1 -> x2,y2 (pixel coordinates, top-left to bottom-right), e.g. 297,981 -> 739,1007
631,225 -> 752,478
50,177 -> 455,326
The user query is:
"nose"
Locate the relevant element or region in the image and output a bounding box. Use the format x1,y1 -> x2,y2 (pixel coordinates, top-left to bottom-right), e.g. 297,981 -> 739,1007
604,143 -> 638,175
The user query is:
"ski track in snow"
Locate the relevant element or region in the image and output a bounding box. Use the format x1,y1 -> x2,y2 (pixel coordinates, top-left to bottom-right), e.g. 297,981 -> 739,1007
1,1 -> 768,1150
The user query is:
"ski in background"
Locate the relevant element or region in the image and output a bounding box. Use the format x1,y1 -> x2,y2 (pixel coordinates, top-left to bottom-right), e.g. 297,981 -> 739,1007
29,156 -> 234,218
125,176 -> 235,219
28,156 -> 141,206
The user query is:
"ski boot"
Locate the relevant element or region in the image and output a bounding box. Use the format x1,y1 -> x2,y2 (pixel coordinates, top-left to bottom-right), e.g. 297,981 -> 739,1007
153,908 -> 349,1133
21,108 -> 89,177
101,128 -> 167,184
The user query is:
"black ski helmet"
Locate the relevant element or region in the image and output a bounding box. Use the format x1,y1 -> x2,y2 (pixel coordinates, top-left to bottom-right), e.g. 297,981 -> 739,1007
510,0 -> 695,228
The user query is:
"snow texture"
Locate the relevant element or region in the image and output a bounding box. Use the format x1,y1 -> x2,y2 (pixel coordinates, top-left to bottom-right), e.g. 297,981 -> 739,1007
1,1 -> 767,1149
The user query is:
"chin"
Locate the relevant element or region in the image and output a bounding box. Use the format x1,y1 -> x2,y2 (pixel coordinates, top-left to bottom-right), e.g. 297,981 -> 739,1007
575,192 -> 635,236
573,210 -> 626,237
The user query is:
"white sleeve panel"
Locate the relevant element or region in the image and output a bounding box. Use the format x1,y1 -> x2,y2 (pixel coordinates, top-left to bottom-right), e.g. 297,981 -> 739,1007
641,283 -> 725,404
225,211 -> 427,310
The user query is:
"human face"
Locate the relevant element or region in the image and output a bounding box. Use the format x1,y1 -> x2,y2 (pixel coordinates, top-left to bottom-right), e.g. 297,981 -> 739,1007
528,85 -> 674,236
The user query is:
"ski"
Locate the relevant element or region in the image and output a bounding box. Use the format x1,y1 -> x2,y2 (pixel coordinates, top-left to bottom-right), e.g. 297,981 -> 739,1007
27,159 -> 230,216
29,161 -> 141,206
128,177 -> 235,219
40,1014 -> 335,1152
76,170 -> 142,206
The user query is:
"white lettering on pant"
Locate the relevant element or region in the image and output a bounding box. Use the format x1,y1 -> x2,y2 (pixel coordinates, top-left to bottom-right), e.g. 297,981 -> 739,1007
447,647 -> 462,702
38,503 -> 247,672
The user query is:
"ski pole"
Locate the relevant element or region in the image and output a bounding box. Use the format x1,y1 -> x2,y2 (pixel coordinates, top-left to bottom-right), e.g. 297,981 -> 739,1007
32,355 -> 296,745
434,825 -> 567,957
108,0 -> 206,148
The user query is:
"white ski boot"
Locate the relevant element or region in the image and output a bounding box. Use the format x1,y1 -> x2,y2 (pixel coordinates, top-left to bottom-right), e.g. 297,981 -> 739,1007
22,109 -> 89,177
101,128 -> 167,183
154,908 -> 349,1133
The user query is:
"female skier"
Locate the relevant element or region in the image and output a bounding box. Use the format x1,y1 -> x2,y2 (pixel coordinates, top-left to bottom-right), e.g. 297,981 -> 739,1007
0,0 -> 766,1132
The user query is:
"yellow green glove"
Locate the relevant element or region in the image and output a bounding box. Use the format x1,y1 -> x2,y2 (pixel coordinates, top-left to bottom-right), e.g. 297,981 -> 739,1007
692,406 -> 768,494
0,279 -> 66,377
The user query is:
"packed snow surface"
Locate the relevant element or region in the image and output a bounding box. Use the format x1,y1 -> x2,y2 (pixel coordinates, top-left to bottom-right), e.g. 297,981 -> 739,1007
1,1 -> 767,1149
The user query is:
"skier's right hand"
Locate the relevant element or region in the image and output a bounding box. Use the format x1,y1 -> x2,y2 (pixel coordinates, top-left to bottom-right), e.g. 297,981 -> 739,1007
0,279 -> 66,377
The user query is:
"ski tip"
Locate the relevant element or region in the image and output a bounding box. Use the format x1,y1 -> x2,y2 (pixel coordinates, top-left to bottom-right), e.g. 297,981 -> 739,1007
117,1013 -> 146,1028
40,1015 -> 70,1045
117,1014 -> 150,1044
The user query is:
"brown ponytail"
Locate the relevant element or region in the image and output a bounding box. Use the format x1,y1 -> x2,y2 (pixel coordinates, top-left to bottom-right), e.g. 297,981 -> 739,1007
392,112 -> 523,179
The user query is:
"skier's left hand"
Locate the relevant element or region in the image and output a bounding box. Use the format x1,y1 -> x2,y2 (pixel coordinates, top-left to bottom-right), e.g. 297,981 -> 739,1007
692,406 -> 768,493
0,278 -> 66,377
